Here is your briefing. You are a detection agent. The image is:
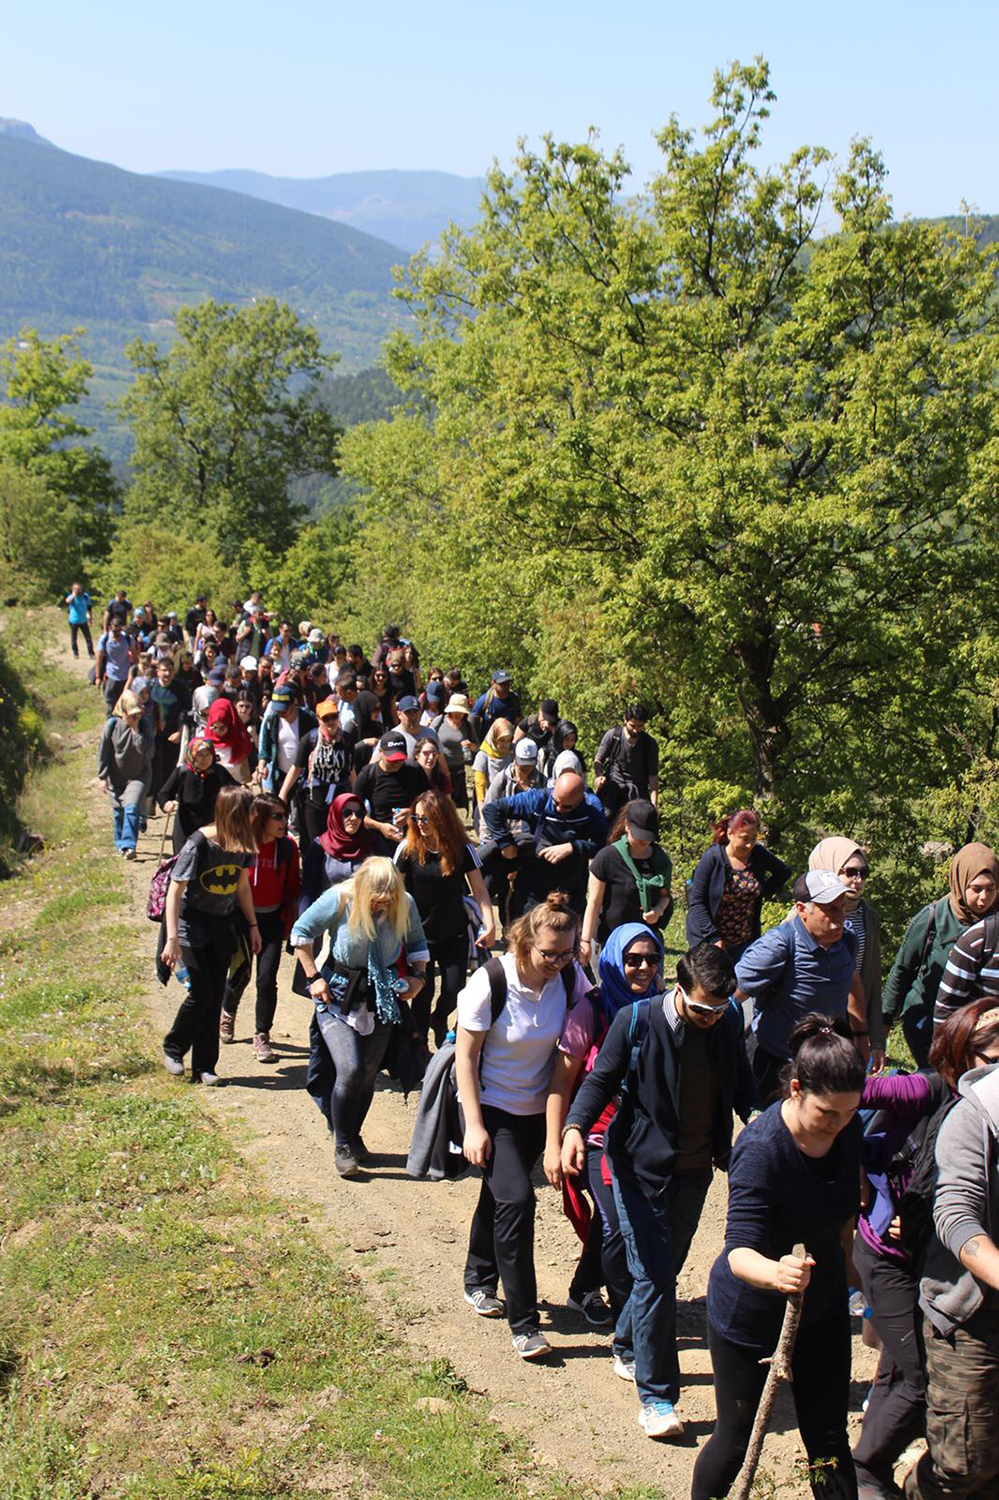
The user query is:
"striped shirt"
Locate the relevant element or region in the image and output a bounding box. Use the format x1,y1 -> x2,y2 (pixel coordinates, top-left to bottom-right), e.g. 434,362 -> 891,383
934,916 -> 999,1031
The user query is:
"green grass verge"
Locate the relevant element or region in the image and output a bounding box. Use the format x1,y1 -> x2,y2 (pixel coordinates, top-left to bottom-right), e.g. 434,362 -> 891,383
0,640 -> 608,1500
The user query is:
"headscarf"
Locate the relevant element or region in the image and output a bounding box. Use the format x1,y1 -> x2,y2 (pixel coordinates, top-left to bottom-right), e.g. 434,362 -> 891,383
130,676 -> 152,696
204,696 -> 253,764
318,792 -> 371,862
481,720 -> 514,761
552,720 -> 579,756
949,842 -> 999,925
597,922 -> 665,1022
112,688 -> 141,721
809,837 -> 865,913
184,735 -> 216,779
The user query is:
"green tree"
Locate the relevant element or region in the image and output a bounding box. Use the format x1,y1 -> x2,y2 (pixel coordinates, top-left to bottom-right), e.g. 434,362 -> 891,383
246,506 -> 356,624
344,59 -> 999,890
97,519 -> 246,619
122,299 -> 342,564
0,462 -> 81,603
0,328 -> 117,570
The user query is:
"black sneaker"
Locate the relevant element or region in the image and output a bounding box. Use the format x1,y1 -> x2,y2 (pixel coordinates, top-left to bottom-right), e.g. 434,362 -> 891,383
334,1148 -> 360,1178
567,1289 -> 613,1326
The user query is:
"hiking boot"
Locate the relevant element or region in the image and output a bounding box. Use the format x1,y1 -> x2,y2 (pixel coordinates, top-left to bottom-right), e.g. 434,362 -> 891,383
163,1051 -> 185,1077
638,1399 -> 683,1439
219,1011 -> 235,1044
567,1289 -> 613,1326
464,1288 -> 504,1317
613,1353 -> 637,1383
198,1072 -> 224,1087
334,1148 -> 360,1178
252,1032 -> 276,1063
512,1329 -> 551,1361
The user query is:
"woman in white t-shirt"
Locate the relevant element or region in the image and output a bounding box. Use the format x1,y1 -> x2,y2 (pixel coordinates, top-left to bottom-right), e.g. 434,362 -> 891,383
456,891 -> 594,1361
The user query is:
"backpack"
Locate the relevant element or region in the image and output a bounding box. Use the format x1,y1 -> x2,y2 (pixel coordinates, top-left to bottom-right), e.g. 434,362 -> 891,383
897,1087 -> 960,1264
147,853 -> 180,921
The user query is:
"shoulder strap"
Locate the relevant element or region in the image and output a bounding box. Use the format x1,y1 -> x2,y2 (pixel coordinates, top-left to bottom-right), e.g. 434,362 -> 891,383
919,902 -> 938,970
622,998 -> 652,1094
562,963 -> 577,1006
485,956 -> 507,1028
981,912 -> 999,972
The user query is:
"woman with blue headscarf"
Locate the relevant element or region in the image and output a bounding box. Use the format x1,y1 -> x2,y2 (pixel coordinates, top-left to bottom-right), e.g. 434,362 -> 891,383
560,938 -> 753,1442
554,924 -> 665,1346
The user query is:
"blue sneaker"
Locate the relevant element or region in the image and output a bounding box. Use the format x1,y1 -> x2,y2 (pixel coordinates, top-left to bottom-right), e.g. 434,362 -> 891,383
638,1399 -> 683,1439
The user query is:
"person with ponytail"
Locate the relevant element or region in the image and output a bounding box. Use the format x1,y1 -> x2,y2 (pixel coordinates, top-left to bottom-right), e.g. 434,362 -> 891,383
691,1013 -> 866,1500
161,786 -> 260,1085
563,941 -> 752,1440
456,893 -> 596,1362
158,735 -> 236,853
219,794 -> 301,1062
686,809 -> 792,959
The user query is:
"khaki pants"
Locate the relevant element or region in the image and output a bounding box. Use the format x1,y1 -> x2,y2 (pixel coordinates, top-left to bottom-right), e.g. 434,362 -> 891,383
906,1303 -> 999,1499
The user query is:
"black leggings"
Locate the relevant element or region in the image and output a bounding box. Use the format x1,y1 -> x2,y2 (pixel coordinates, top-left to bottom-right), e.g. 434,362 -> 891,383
464,1106 -> 546,1335
163,922 -> 236,1079
221,908 -> 284,1034
417,933 -> 469,1044
852,1230 -> 925,1486
692,1300 -> 857,1500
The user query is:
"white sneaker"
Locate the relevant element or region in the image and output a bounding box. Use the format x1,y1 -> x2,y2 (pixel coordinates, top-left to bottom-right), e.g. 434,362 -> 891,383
198,1072 -> 224,1087
613,1353 -> 637,1382
638,1400 -> 683,1439
162,1052 -> 184,1076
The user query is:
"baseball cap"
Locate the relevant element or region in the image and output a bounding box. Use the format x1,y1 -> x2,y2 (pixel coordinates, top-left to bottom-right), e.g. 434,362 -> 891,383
379,731 -> 408,762
271,684 -> 295,707
425,681 -> 445,705
794,870 -> 849,905
315,697 -> 340,720
290,650 -> 309,669
308,628 -> 325,644
626,799 -> 659,841
491,669 -> 512,684
515,739 -> 539,764
396,695 -> 420,712
540,699 -> 559,720
240,655 -> 258,670
207,665 -> 227,686
165,610 -> 177,619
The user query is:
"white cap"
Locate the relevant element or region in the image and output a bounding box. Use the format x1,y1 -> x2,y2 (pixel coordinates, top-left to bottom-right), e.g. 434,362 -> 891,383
241,655 -> 258,670
515,739 -> 539,764
799,869 -> 849,905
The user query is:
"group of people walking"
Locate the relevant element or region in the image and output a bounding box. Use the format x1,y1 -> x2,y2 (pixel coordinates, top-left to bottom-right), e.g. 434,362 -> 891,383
81,588 -> 999,1499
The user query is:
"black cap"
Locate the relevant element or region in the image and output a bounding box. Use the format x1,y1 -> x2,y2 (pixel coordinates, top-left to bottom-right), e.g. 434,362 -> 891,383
379,731 -> 408,761
626,799 -> 659,840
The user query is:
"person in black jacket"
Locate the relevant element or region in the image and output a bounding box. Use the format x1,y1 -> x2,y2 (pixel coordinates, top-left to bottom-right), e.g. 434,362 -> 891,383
685,809 -> 791,959
159,736 -> 237,853
561,943 -> 754,1442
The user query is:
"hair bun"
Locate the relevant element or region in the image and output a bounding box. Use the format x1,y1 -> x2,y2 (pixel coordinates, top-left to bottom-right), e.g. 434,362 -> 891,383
544,890 -> 572,912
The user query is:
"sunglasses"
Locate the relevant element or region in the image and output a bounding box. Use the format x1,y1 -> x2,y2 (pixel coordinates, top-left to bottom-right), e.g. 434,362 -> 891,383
342,807 -> 362,820
410,812 -> 431,826
623,953 -> 658,969
678,984 -> 731,1018
841,866 -> 869,879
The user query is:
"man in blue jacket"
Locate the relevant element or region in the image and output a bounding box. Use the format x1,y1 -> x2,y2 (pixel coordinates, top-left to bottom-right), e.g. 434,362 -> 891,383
481,770 -> 607,916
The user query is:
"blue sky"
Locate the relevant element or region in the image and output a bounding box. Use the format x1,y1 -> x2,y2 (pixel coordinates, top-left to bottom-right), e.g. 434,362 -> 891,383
6,0 -> 997,217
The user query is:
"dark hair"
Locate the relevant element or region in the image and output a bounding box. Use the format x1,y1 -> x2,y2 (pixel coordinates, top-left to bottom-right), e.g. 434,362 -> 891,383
624,703 -> 649,722
929,997 -> 999,1091
250,792 -> 287,845
712,808 -> 760,846
336,669 -> 356,692
780,1013 -> 866,1098
676,943 -> 737,1000
309,662 -> 328,682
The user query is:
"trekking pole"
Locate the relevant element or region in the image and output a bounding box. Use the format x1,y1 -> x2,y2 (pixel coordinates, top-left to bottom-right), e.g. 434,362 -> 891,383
729,1244 -> 806,1500
158,811 -> 173,864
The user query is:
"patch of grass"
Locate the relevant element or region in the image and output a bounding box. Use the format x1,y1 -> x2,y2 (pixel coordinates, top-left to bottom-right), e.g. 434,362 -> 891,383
0,624 -> 608,1499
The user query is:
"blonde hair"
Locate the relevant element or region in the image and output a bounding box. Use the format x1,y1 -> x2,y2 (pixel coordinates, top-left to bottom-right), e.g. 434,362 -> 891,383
507,891 -> 580,971
340,857 -> 409,943
113,689 -> 141,720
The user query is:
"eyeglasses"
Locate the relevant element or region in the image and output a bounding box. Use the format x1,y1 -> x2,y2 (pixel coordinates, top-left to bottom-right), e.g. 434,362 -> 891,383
534,946 -> 575,966
411,813 -> 431,826
623,953 -> 658,969
841,866 -> 869,879
974,1049 -> 999,1065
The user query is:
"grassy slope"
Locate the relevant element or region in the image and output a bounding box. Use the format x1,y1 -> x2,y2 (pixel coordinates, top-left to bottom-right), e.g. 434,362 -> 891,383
0,639 -> 639,1500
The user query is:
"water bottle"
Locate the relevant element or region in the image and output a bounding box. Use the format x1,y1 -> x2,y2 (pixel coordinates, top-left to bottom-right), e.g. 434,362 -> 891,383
848,1288 -> 868,1318
175,965 -> 191,991
390,977 -> 410,993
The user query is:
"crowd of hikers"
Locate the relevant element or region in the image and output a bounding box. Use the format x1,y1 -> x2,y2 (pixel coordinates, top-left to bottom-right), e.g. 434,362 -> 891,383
77,583 -> 999,1499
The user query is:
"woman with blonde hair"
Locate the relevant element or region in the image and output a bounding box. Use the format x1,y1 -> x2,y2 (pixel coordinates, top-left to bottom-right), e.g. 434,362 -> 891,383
396,789 -> 495,1045
96,687 -> 153,858
161,785 -> 260,1085
292,857 -> 429,1177
456,892 -> 596,1360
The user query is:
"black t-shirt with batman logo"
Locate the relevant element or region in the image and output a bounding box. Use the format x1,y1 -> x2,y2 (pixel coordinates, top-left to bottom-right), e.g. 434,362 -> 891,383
172,830 -> 253,944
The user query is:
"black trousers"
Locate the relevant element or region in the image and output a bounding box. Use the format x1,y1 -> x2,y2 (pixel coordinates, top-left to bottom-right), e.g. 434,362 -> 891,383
221,908 -> 284,1034
852,1232 -> 926,1485
510,853 -> 587,920
747,1031 -> 786,1107
152,735 -> 181,803
464,1105 -> 546,1335
163,923 -> 236,1079
416,933 -> 469,1044
567,1145 -> 632,1322
300,797 -> 328,859
692,1299 -> 857,1500
70,620 -> 94,657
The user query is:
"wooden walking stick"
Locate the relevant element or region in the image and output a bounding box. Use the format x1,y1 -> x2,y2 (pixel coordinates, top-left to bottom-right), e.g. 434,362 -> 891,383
729,1244 -> 807,1500
158,810 -> 173,864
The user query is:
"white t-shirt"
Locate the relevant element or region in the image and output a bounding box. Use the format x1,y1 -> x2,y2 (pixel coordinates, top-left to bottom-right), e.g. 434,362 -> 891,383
457,953 -> 593,1116
276,714 -> 300,774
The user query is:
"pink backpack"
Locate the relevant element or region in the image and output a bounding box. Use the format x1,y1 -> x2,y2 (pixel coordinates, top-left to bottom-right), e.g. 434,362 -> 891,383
147,854 -> 179,921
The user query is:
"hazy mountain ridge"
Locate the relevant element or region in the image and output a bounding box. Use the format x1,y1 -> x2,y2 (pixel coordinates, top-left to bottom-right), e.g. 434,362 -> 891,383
158,166 -> 486,252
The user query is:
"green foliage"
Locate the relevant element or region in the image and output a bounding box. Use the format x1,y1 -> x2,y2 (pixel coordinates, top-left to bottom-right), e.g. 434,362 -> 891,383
247,506 -> 356,625
121,299 -> 343,563
0,628 -> 45,866
342,59 -> 999,933
0,328 -> 117,570
0,463 -> 81,604
96,520 -> 246,618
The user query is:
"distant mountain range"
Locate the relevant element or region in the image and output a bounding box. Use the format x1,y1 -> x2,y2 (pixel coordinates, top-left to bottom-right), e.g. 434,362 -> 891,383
159,167 -> 486,254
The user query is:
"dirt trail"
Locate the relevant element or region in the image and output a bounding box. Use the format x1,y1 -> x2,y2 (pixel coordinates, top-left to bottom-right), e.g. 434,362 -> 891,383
65,640 -> 878,1495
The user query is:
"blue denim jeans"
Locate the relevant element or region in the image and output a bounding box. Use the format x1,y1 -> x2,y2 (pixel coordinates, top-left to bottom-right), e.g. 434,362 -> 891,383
612,1166 -> 713,1404
111,796 -> 142,852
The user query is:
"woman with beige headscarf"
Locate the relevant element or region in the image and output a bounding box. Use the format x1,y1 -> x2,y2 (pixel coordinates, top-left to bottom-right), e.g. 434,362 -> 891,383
882,841 -> 999,1066
96,687 -> 154,859
807,837 -> 884,1067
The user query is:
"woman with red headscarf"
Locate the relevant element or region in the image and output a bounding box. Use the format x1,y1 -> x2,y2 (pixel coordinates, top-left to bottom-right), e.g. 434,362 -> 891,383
685,809 -> 792,961
297,791 -> 373,915
158,734 -> 237,853
204,696 -> 255,785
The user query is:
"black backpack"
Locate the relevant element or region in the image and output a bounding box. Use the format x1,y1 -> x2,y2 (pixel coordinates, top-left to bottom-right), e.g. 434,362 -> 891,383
896,1081 -> 958,1265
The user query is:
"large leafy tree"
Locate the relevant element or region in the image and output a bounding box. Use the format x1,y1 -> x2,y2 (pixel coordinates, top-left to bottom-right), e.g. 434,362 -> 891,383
0,327 -> 117,570
345,60 -> 999,875
122,299 -> 342,563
